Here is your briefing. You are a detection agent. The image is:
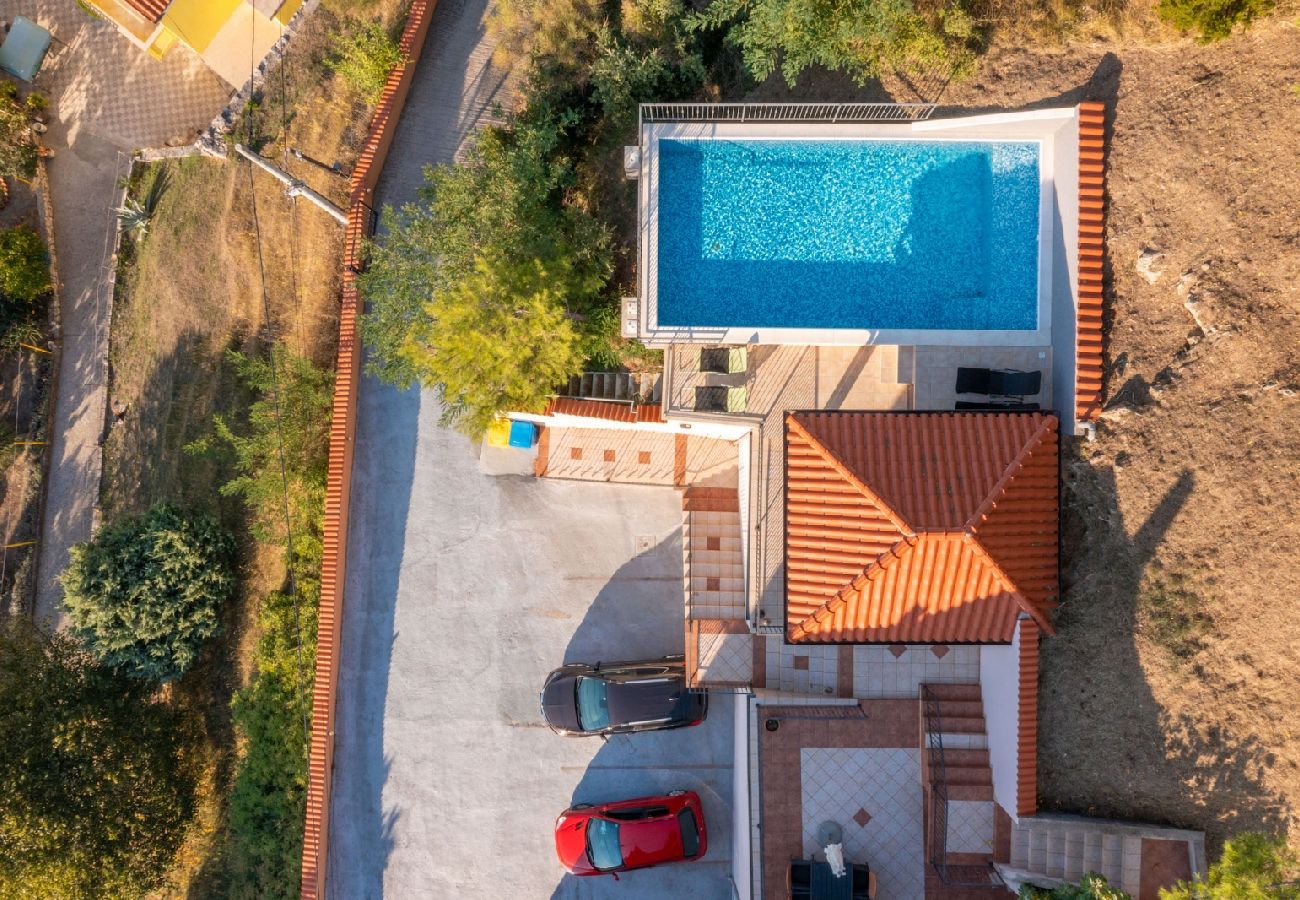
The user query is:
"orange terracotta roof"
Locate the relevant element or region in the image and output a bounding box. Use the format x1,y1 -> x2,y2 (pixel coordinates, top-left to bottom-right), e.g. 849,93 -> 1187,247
1076,101 -> 1108,423
785,412 -> 1059,644
123,0 -> 171,23
1017,618 -> 1040,817
544,397 -> 664,424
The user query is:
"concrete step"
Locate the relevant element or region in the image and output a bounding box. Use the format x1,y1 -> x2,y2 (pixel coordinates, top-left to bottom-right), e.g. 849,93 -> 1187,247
931,699 -> 984,720
928,762 -> 992,787
935,732 -> 988,750
946,783 -> 995,801
931,714 -> 986,735
923,683 -> 982,701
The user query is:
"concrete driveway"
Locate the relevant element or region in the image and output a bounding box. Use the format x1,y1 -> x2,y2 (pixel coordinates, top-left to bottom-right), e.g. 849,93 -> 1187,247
325,1 -> 734,895
327,380 -> 736,899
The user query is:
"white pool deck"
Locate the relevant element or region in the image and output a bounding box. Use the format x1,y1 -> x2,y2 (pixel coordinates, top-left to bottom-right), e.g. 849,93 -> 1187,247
630,105 -> 1085,434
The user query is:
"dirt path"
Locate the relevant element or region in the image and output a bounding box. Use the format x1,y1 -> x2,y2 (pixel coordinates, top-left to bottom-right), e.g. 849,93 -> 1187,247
8,1 -> 230,627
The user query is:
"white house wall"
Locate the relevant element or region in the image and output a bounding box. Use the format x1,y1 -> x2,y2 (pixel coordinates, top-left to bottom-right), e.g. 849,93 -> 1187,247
981,620 -> 1023,820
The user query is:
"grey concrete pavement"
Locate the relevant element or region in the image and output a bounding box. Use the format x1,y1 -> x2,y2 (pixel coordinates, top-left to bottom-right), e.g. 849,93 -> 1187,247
326,0 -> 736,895
11,0 -> 230,625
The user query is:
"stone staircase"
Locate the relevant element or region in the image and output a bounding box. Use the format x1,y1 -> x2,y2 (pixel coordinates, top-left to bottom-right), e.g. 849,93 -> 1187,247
682,486 -> 745,621
922,684 -> 993,798
561,371 -> 662,404
921,684 -> 1003,890
1009,818 -> 1143,895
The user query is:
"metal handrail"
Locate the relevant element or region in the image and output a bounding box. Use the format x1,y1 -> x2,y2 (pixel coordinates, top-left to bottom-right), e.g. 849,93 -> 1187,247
640,102 -> 937,127
920,686 -> 1005,889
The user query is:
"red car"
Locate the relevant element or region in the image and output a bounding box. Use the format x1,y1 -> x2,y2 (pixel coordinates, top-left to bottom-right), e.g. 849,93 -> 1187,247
554,790 -> 707,876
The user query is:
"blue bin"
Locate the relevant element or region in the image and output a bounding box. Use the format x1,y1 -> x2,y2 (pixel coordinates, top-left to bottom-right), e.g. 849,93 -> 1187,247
508,420 -> 537,449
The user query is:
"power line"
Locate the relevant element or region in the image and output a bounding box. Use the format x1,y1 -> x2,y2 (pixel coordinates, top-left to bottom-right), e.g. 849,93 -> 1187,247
243,9 -> 310,746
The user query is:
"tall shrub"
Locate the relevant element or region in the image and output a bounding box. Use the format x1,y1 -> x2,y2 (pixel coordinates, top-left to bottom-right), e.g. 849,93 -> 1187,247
0,621 -> 194,896
61,505 -> 236,682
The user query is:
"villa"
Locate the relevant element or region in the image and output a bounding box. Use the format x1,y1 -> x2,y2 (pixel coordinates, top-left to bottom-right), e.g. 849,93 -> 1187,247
488,102 -> 1202,898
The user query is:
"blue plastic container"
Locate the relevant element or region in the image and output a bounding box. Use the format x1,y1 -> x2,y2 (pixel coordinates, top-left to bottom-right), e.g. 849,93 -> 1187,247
508,420 -> 537,449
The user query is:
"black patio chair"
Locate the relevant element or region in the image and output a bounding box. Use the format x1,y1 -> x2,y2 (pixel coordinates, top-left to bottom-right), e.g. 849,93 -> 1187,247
955,400 -> 1041,411
955,367 -> 1042,397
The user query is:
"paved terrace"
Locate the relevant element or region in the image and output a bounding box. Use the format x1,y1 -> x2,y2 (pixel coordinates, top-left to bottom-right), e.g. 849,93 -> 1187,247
664,342 -> 1052,623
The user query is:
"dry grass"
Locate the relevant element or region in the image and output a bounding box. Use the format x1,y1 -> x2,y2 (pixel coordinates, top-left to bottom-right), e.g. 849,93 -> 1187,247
917,14 -> 1300,853
100,2 -> 409,893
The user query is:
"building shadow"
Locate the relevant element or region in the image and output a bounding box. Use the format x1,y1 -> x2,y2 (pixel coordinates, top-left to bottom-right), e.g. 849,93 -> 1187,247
1042,459 -> 1290,852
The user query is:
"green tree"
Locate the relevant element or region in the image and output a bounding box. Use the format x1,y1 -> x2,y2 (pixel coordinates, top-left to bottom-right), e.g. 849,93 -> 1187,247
359,115 -> 611,427
1161,833 -> 1300,899
61,505 -> 236,682
330,20 -> 404,102
188,348 -> 332,551
398,253 -> 590,436
0,86 -> 37,181
0,621 -> 194,897
688,0 -> 977,86
0,225 -> 51,321
1156,0 -> 1272,41
1022,873 -> 1131,899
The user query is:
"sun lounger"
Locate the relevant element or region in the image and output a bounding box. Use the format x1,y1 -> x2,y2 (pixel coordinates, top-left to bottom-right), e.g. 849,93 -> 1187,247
955,367 -> 1042,397
955,400 -> 1040,411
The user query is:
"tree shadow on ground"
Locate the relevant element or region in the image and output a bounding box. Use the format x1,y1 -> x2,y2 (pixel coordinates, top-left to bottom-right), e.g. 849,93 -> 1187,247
1041,456 -> 1290,852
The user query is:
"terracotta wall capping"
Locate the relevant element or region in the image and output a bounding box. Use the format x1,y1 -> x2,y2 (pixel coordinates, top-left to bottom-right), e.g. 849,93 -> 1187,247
300,3 -> 436,896
1075,101 -> 1108,424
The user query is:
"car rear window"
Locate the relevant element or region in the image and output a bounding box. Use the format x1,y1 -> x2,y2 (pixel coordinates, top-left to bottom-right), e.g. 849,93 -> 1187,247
585,818 -> 623,871
677,808 -> 701,858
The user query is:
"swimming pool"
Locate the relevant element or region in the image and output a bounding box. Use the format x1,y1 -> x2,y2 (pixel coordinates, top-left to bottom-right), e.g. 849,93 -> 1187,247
654,139 -> 1041,331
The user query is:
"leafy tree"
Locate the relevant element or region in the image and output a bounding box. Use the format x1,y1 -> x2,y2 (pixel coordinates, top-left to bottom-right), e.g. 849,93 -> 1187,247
330,20 -> 404,102
1156,0 -> 1272,41
0,85 -> 37,181
359,115 -> 611,430
61,505 -> 236,682
0,621 -> 194,897
0,225 -> 50,311
1161,833 -> 1300,899
188,348 -> 332,551
1022,873 -> 1131,899
398,253 -> 590,435
688,0 -> 977,86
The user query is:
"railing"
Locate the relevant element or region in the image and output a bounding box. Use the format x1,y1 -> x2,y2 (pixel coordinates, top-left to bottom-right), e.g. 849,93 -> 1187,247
640,102 -> 937,126
920,686 -> 1006,889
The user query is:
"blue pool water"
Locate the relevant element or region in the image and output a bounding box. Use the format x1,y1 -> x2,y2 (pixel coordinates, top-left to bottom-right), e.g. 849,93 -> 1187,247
655,139 -> 1041,331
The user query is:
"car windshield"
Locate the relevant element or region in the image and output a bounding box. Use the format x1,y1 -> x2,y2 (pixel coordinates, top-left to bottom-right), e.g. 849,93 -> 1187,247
575,677 -> 610,731
585,817 -> 623,871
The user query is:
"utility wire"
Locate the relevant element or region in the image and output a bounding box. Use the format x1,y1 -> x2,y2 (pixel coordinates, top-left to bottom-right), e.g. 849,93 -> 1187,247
243,11 -> 310,746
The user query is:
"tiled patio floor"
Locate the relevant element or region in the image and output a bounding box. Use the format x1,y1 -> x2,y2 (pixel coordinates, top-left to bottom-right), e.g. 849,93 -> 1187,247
761,638 -> 981,699
912,345 -> 1052,411
757,700 -> 918,900
801,747 -> 925,899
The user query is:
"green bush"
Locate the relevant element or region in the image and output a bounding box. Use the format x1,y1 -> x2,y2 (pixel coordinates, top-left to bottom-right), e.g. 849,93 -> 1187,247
62,505 -> 236,682
0,621 -> 194,897
188,348 -> 332,549
687,0 -> 978,86
1161,833 -> 1300,899
1021,873 -> 1130,899
330,20 -> 404,102
1157,0 -> 1272,41
204,348 -> 329,899
0,90 -> 37,181
0,225 -> 51,323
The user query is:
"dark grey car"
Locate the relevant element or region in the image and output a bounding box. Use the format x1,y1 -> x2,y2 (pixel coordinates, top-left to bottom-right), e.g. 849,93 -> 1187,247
540,657 -> 709,737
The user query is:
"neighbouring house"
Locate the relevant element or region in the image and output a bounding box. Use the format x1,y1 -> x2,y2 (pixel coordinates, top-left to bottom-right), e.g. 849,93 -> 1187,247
497,103 -> 1206,898
81,0 -> 300,87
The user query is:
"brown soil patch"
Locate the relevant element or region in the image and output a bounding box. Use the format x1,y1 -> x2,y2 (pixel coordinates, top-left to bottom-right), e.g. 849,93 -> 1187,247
751,9 -> 1300,855
940,19 -> 1300,853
